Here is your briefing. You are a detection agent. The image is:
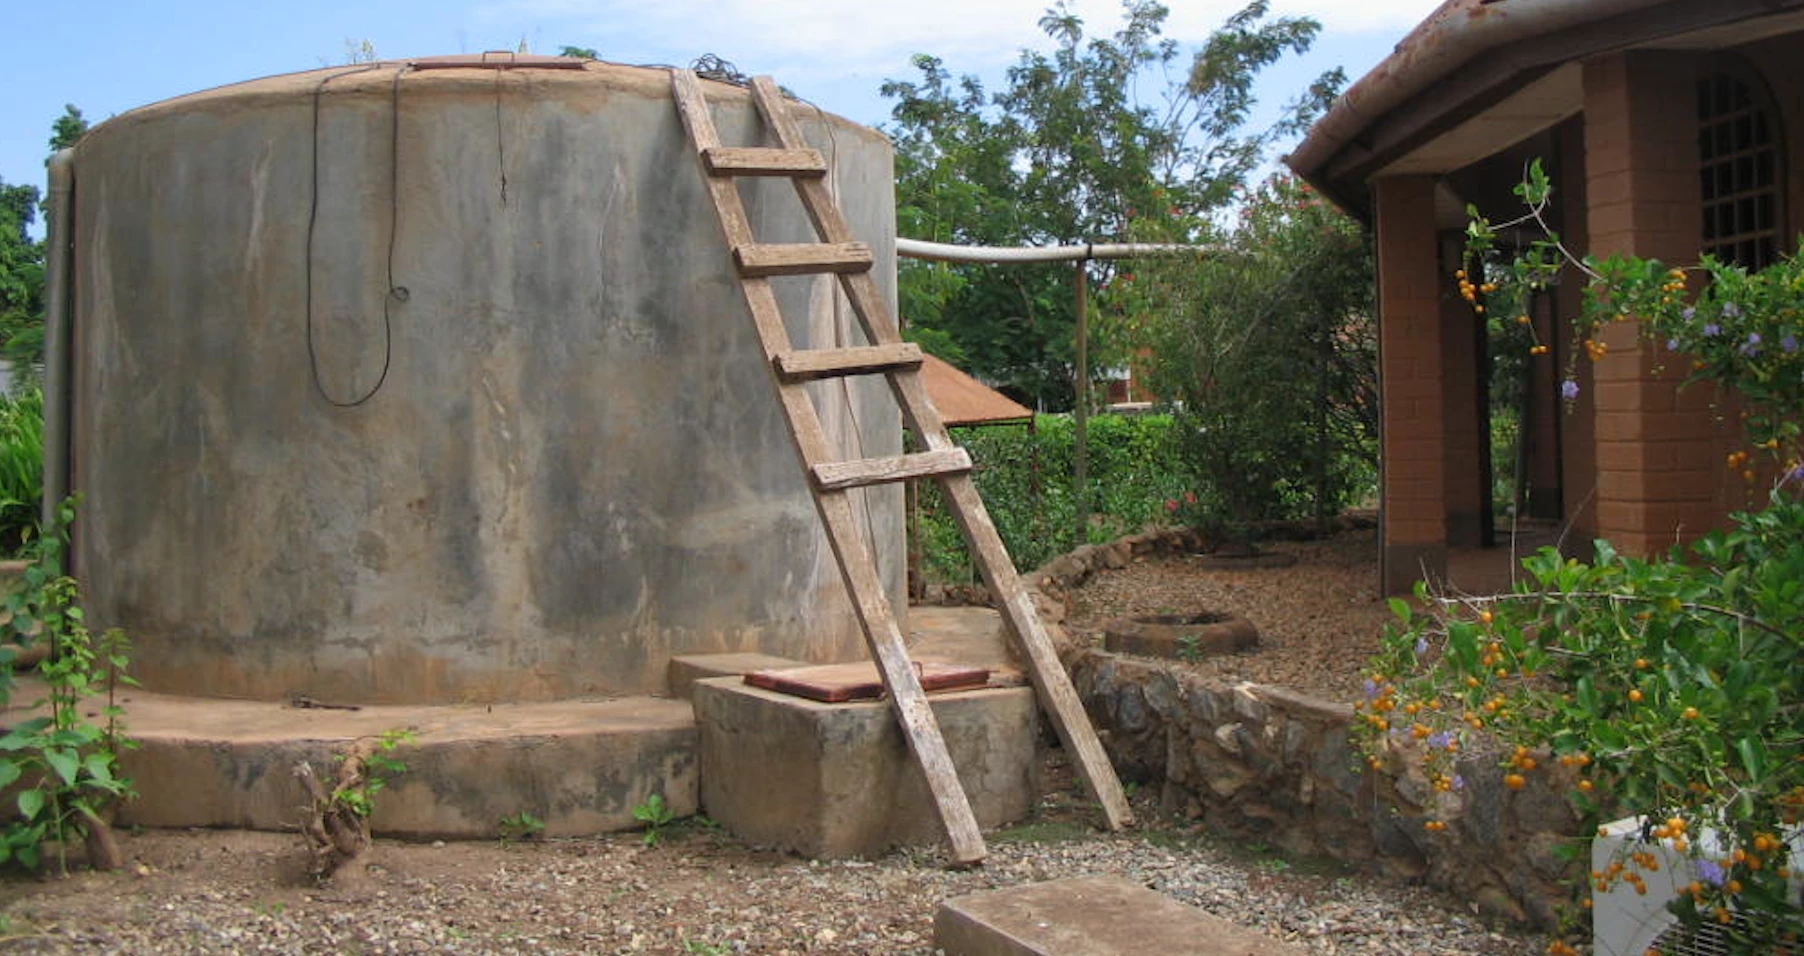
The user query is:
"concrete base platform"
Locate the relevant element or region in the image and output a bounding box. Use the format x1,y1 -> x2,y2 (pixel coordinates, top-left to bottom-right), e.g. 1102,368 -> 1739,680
666,652 -> 805,699
3,681 -> 697,840
692,675 -> 1040,858
936,876 -> 1306,956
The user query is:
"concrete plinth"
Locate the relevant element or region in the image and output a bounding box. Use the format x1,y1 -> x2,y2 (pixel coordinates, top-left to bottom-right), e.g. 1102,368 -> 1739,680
666,652 -> 805,699
692,676 -> 1039,858
935,876 -> 1307,956
0,681 -> 700,839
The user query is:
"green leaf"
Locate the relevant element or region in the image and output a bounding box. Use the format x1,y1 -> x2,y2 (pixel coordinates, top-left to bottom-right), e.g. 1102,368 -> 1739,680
17,787 -> 44,820
1735,736 -> 1768,781
0,760 -> 19,789
82,753 -> 114,787
44,747 -> 78,786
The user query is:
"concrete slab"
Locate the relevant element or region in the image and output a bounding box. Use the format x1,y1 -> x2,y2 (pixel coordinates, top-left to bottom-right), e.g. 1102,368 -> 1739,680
907,606 -> 1023,683
667,652 -> 806,699
3,681 -> 697,839
692,676 -> 1040,858
935,876 -> 1307,956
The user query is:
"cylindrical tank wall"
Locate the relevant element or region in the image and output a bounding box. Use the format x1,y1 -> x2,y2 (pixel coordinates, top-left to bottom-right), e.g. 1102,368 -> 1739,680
69,62 -> 903,704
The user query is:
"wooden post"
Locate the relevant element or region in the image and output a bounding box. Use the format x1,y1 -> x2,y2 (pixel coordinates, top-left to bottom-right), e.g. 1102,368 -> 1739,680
1073,258 -> 1090,546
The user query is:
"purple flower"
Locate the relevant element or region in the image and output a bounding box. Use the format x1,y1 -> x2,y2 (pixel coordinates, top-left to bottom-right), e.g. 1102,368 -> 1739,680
1704,323 -> 1723,337
1682,307 -> 1697,320
1452,774 -> 1465,791
1723,302 -> 1743,319
1428,731 -> 1454,750
1697,859 -> 1726,886
1785,461 -> 1804,486
1561,380 -> 1580,400
1741,333 -> 1763,357
1363,678 -> 1379,699
1414,637 -> 1429,655
1784,334 -> 1799,352
1667,338 -> 1682,352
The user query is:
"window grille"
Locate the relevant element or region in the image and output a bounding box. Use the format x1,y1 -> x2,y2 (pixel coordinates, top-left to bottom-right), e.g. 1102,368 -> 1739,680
1698,70 -> 1783,269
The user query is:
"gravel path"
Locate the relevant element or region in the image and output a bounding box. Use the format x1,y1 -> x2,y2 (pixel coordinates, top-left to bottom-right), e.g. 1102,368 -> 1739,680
0,752 -> 1545,955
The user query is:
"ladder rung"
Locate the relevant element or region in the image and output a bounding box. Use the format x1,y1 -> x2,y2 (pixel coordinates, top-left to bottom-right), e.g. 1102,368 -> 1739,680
735,242 -> 872,278
812,448 -> 972,491
703,146 -> 827,177
775,343 -> 922,382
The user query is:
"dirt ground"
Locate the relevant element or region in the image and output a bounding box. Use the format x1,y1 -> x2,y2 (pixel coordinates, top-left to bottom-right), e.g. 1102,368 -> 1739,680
1062,527 -> 1398,704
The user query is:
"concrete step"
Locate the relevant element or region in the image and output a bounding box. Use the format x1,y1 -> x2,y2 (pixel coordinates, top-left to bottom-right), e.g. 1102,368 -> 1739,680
667,652 -> 806,699
3,680 -> 697,840
936,876 -> 1307,956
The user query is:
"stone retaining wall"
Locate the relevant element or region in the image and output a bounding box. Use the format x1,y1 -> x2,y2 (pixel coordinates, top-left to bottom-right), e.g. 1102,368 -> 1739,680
1027,529 -> 1587,931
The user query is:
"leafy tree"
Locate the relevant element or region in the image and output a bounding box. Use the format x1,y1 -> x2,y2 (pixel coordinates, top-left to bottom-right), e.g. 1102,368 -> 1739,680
881,0 -> 1335,409
558,45 -> 599,60
0,184 -> 44,382
1140,175 -> 1376,528
48,105 -> 87,156
0,105 -> 88,382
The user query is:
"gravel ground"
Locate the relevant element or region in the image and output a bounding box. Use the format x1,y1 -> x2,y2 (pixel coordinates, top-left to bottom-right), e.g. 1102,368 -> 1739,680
0,751 -> 1543,955
0,529 -> 1549,955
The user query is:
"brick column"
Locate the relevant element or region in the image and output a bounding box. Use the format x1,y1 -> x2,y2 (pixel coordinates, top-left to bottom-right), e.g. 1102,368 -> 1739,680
1440,234 -> 1487,547
1582,51 -> 1717,555
1376,175 -> 1448,593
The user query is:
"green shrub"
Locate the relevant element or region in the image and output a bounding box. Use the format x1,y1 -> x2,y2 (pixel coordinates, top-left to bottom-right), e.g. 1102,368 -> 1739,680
915,412 -> 1190,581
0,387 -> 42,552
1372,161 -> 1804,954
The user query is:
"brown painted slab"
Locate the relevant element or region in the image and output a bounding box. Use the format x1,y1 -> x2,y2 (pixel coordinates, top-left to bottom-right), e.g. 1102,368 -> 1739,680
745,662 -> 990,703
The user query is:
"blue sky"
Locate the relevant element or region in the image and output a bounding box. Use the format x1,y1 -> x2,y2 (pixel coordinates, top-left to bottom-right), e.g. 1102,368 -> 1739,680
4,0 -> 1442,230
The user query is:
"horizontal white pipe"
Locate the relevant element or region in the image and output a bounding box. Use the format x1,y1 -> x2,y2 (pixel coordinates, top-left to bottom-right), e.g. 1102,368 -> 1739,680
896,237 -> 1212,264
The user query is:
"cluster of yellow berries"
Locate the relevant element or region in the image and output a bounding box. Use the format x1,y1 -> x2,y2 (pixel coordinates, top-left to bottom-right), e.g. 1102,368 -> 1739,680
1726,449 -> 1757,482
1454,269 -> 1496,311
1422,819 -> 1448,832
1594,858 -> 1649,895
1736,833 -> 1790,876
1659,266 -> 1688,306
1583,338 -> 1609,361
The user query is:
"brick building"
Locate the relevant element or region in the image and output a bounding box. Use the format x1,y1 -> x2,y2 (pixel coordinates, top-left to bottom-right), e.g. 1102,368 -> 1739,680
1288,0 -> 1804,592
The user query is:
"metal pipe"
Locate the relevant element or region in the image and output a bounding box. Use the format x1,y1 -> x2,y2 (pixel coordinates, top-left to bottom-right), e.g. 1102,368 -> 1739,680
43,149 -> 75,536
896,237 -> 1210,264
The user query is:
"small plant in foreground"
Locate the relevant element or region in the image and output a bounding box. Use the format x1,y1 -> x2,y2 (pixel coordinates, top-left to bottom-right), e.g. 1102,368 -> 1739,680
0,499 -> 136,874
498,810 -> 546,844
297,727 -> 416,877
330,728 -> 415,819
633,793 -> 677,847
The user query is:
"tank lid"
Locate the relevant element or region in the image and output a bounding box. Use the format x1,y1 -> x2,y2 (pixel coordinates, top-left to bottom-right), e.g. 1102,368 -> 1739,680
407,52 -> 587,71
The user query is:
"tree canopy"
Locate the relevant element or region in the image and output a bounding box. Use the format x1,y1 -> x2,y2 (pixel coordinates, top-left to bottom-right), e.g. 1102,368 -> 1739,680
881,0 -> 1340,409
0,104 -> 88,381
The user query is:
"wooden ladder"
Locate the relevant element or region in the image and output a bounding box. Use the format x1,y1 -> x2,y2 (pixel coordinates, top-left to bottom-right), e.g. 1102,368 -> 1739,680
670,70 -> 1133,864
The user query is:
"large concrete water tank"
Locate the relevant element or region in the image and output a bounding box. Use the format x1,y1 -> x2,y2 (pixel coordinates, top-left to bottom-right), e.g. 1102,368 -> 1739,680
63,56 -> 903,704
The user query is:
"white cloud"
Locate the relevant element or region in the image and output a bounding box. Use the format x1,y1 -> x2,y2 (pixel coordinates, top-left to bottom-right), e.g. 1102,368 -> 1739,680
482,0 -> 1442,81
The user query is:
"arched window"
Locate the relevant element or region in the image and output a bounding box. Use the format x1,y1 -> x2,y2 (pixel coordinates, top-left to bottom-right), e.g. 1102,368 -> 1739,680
1698,67 -> 1784,269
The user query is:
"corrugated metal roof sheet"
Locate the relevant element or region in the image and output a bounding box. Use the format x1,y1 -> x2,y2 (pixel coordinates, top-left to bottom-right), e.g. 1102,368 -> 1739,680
920,353 -> 1034,427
